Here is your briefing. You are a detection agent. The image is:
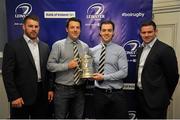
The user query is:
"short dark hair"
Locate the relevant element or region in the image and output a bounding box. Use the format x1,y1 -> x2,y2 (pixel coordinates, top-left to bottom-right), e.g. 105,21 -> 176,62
99,20 -> 115,31
23,14 -> 40,24
66,17 -> 81,28
140,20 -> 157,31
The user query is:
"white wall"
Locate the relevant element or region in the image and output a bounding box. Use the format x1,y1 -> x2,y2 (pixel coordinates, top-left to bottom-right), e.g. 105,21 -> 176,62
0,0 -> 8,118
0,75 -> 9,118
153,0 -> 180,118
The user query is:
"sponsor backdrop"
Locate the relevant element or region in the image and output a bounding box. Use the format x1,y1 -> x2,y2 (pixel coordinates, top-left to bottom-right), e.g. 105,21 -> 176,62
6,0 -> 152,118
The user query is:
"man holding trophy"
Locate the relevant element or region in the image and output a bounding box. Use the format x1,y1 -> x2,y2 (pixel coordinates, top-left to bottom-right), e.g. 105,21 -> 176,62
47,18 -> 91,119
91,20 -> 129,119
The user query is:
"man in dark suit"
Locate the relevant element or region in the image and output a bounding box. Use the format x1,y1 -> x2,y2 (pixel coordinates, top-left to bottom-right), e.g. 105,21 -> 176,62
135,20 -> 179,119
2,15 -> 54,119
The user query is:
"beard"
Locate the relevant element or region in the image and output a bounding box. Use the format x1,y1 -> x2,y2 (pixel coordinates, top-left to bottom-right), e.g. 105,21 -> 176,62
25,31 -> 38,40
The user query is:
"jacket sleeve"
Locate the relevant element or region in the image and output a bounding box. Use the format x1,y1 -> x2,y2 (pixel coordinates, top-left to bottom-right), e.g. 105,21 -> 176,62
161,46 -> 179,99
47,71 -> 55,91
2,43 -> 21,101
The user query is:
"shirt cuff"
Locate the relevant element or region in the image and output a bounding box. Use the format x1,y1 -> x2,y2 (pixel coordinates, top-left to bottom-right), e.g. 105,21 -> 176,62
103,75 -> 109,81
62,63 -> 69,71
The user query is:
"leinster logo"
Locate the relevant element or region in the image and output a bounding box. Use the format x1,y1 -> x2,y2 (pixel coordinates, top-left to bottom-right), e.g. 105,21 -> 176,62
15,3 -> 32,18
128,111 -> 136,119
123,40 -> 141,62
86,3 -> 105,20
123,40 -> 140,53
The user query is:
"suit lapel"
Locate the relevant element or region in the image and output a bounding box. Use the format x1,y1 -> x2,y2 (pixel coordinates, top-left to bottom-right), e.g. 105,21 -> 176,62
21,38 -> 36,69
136,46 -> 144,78
143,40 -> 159,69
38,41 -> 44,71
136,46 -> 144,69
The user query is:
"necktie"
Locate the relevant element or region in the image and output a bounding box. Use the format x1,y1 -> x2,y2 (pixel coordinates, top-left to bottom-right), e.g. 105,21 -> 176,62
98,44 -> 106,83
73,42 -> 81,85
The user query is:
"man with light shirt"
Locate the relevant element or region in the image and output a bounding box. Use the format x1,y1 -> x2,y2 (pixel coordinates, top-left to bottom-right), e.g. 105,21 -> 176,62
47,17 -> 90,119
135,20 -> 179,119
2,15 -> 54,119
91,20 -> 129,119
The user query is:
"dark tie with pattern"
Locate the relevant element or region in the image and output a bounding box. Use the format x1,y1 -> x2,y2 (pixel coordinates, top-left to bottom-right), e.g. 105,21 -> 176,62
98,43 -> 106,84
73,42 -> 81,85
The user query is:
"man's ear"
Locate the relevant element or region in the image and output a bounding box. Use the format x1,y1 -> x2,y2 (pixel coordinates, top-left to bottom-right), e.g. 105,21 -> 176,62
155,29 -> 158,36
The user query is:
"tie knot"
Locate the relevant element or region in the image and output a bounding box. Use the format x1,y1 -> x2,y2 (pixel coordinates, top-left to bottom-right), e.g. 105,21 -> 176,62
102,44 -> 106,49
73,41 -> 78,45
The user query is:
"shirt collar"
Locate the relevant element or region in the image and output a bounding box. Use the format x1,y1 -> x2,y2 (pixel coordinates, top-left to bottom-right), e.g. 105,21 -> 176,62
66,37 -> 80,44
23,34 -> 39,44
142,37 -> 157,48
100,41 -> 112,47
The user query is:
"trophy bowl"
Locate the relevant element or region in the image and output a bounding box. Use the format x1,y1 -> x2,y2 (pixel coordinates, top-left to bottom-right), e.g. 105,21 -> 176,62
80,54 -> 94,78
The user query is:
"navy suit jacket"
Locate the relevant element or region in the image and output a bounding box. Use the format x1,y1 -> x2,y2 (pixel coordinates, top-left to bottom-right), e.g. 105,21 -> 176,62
135,39 -> 179,109
2,37 -> 53,105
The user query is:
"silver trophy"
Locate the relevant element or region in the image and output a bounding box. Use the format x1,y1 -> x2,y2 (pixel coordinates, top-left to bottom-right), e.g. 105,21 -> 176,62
80,53 -> 94,78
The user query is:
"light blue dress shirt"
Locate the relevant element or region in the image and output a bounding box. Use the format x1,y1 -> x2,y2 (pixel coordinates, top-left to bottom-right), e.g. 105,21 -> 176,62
91,41 -> 128,89
47,37 -> 90,85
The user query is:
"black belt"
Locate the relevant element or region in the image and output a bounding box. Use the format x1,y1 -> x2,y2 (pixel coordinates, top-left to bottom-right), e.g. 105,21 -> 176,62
95,87 -> 122,93
55,83 -> 84,89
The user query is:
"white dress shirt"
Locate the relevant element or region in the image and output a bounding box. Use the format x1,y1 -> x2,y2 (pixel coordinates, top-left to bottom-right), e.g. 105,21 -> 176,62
23,34 -> 41,81
137,38 -> 157,89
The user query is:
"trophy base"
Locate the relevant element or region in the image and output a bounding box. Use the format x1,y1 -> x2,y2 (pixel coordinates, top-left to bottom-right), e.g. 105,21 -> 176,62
81,74 -> 93,78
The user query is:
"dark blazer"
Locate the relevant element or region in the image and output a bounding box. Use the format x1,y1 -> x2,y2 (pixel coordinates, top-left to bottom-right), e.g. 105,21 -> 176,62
2,37 -> 53,105
135,39 -> 179,109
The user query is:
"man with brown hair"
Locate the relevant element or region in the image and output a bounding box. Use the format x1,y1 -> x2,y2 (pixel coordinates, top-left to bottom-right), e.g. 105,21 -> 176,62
2,14 -> 54,118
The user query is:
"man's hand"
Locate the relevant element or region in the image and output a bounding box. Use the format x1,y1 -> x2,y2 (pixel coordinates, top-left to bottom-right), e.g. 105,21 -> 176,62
48,91 -> 54,103
92,73 -> 104,81
68,59 -> 78,69
11,97 -> 24,108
